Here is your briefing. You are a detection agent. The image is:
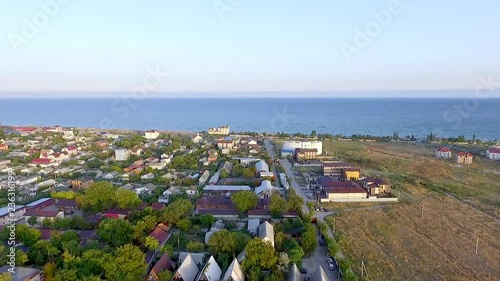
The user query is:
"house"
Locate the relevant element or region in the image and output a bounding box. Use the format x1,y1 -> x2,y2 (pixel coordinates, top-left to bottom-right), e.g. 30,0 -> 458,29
130,147 -> 143,156
456,152 -> 473,164
103,209 -> 129,219
149,223 -> 170,248
0,265 -> 42,281
247,219 -> 260,235
255,180 -> 274,197
151,202 -> 166,210
62,145 -> 78,155
288,264 -> 302,281
173,254 -> 199,281
95,140 -> 109,148
103,171 -> 120,180
258,221 -> 275,247
30,158 -> 53,167
192,134 -> 203,144
24,209 -> 64,224
311,266 -> 331,281
219,161 -> 233,174
208,125 -> 230,135
217,139 -> 234,149
207,153 -> 218,163
0,143 -> 8,151
294,148 -> 318,160
55,199 -> 77,214
141,173 -> 155,180
147,253 -> 175,281
342,168 -> 361,181
486,147 -> 500,160
196,256 -> 222,281
0,205 -> 26,226
222,258 -> 244,281
198,170 -> 210,187
320,181 -> 367,202
115,149 -> 130,161
322,161 -> 352,177
282,140 -> 323,155
363,178 -> 391,195
435,147 -> 452,159
71,177 -> 94,189
134,186 -> 151,195
255,160 -> 269,173
145,130 -> 160,140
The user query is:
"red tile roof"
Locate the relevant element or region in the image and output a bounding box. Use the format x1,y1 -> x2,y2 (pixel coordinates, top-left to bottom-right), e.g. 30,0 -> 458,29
31,158 -> 52,164
324,181 -> 367,194
150,226 -> 169,244
25,209 -> 60,217
151,253 -> 175,273
457,152 -> 473,157
487,147 -> 500,153
436,147 -> 451,152
151,203 -> 166,210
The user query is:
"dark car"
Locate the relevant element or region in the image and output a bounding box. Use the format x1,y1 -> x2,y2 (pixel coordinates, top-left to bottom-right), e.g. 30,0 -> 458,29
319,239 -> 326,246
300,268 -> 308,274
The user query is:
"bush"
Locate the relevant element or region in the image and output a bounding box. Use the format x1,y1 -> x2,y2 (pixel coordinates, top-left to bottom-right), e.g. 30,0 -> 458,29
186,241 -> 205,252
339,258 -> 352,273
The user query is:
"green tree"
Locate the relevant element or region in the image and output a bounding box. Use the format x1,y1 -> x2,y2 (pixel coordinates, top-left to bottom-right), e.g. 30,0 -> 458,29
103,244 -> 146,281
97,219 -> 134,247
269,193 -> 287,217
300,224 -> 317,256
276,252 -> 290,275
231,191 -> 258,213
27,216 -> 38,226
43,261 -> 57,281
284,239 -> 304,267
186,241 -> 205,252
157,270 -> 174,281
198,214 -> 216,228
162,199 -> 193,226
15,249 -> 29,265
233,232 -> 251,253
208,230 -> 237,255
287,190 -> 304,212
176,219 -> 191,231
0,273 -> 12,281
243,238 -> 277,270
144,236 -> 159,251
76,182 -> 116,212
220,170 -> 230,178
115,189 -> 141,209
311,130 -> 317,138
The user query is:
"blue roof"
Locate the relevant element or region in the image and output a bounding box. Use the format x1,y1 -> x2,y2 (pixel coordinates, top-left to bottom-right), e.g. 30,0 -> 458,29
26,198 -> 51,207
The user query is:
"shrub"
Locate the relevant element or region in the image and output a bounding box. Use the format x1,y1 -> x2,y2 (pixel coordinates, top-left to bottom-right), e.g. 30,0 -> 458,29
186,241 -> 205,252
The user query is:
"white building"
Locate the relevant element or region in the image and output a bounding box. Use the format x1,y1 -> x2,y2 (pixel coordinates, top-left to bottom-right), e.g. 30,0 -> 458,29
0,205 -> 26,226
486,147 -> 500,160
259,221 -> 275,247
282,140 -> 323,155
192,134 -> 203,144
144,130 -> 160,140
435,147 -> 452,159
115,149 -> 130,161
208,125 -> 230,135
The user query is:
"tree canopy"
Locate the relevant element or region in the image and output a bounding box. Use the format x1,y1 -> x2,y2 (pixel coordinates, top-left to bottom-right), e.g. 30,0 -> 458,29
97,219 -> 134,247
76,182 -> 140,212
269,193 -> 287,217
231,191 -> 258,213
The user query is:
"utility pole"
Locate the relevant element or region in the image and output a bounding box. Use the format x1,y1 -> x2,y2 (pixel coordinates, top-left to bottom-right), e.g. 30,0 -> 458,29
421,204 -> 424,219
475,232 -> 479,255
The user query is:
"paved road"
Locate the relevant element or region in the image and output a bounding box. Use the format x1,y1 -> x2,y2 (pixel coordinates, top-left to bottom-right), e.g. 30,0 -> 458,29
264,139 -> 340,280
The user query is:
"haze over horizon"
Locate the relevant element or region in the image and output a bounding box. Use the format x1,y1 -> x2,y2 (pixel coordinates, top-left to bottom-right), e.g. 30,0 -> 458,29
1,0 -> 500,96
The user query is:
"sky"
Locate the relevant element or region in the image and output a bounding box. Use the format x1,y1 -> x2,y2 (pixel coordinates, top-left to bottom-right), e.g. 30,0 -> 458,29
0,0 -> 500,97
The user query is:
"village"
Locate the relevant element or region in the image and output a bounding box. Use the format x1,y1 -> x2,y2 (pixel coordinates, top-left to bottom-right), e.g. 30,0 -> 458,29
0,125 -> 499,281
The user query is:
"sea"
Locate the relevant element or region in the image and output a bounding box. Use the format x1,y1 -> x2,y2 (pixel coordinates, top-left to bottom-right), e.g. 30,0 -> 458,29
0,97 -> 499,140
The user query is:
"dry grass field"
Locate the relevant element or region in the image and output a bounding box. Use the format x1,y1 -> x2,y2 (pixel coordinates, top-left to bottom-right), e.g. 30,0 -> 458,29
319,141 -> 500,280
327,196 -> 500,281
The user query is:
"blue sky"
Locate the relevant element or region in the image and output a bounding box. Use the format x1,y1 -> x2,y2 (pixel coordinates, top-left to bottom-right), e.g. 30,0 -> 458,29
0,0 -> 499,97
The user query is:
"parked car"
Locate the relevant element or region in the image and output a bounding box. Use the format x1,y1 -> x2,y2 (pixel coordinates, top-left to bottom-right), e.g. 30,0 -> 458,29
300,268 -> 308,274
324,208 -> 329,212
320,207 -> 325,212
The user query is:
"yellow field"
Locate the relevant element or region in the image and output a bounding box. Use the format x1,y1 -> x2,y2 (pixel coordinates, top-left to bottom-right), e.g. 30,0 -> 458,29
321,141 -> 500,280
327,196 -> 500,281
